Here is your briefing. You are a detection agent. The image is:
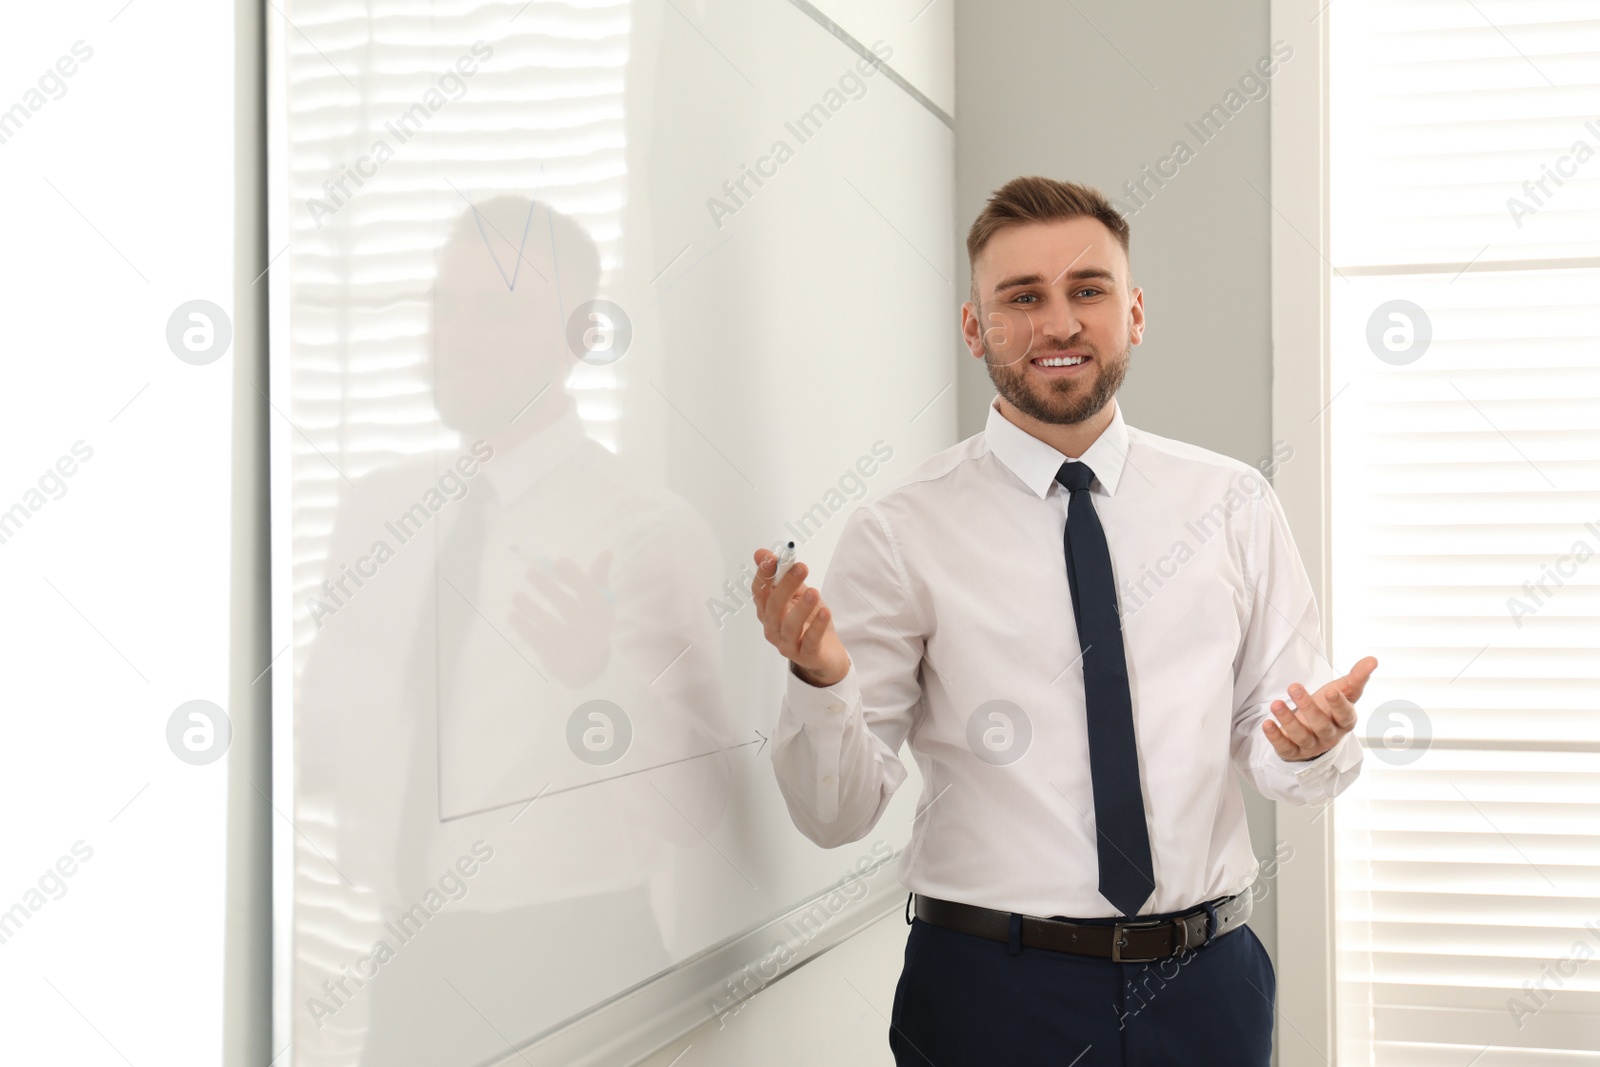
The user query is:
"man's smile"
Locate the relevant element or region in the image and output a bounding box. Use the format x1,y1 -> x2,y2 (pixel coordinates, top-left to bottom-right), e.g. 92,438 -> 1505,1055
1030,353 -> 1093,374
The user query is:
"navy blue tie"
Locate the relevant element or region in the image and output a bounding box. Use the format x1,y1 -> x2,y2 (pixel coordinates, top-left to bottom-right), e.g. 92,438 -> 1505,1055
1055,459 -> 1155,917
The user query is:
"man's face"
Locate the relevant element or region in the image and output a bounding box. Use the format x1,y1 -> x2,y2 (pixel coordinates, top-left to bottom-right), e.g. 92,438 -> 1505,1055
961,216 -> 1144,426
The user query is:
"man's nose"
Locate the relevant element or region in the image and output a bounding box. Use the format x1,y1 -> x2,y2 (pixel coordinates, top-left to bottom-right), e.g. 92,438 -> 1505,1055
1023,293 -> 1080,341
1035,311 -> 1085,351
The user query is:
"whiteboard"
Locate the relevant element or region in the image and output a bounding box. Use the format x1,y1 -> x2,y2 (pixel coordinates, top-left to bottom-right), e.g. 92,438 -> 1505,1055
268,3 -> 954,1064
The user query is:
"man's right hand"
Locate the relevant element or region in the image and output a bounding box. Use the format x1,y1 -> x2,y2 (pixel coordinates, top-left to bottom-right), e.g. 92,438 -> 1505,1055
752,548 -> 851,688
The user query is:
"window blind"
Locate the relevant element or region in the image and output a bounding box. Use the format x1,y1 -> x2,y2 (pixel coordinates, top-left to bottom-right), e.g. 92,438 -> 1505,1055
1328,2 -> 1600,1063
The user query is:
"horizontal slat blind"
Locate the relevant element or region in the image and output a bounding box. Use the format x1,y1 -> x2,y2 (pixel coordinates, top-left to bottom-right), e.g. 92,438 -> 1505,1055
1328,2 -> 1600,1064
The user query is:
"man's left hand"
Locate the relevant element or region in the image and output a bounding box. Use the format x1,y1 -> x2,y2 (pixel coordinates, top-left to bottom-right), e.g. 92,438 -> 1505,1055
1265,656 -> 1378,762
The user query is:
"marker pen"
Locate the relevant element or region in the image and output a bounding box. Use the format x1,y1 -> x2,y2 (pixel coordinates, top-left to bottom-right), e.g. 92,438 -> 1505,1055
772,541 -> 797,584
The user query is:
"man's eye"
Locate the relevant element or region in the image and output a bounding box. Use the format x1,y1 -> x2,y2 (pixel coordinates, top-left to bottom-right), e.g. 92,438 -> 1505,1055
1014,293 -> 1038,304
1076,288 -> 1102,298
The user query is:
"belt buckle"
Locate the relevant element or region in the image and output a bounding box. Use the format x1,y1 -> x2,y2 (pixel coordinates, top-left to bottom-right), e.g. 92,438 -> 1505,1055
1110,917 -> 1170,964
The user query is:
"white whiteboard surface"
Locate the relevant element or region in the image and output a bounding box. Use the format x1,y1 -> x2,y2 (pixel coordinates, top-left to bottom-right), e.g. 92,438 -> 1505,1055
268,3 -> 954,1064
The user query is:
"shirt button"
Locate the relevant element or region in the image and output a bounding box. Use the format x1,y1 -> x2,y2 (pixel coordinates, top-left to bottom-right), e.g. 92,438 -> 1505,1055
821,775 -> 835,784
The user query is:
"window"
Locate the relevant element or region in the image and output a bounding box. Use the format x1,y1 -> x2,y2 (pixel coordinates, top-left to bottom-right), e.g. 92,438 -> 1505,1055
1327,2 -> 1600,1062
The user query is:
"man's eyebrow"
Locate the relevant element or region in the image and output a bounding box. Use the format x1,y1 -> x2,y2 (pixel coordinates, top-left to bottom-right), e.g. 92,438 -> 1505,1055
992,267 -> 1117,293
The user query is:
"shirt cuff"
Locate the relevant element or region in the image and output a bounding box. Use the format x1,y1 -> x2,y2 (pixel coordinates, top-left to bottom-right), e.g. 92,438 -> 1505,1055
786,658 -> 858,722
1272,729 -> 1361,772
783,660 -> 858,823
1273,741 -> 1334,772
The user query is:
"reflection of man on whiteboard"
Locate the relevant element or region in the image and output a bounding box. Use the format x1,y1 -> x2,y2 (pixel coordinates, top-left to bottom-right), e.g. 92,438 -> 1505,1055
296,197 -> 733,1067
754,176 -> 1378,1065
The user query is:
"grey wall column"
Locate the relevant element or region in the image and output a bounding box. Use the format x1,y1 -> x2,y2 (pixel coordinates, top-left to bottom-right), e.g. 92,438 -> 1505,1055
222,0 -> 272,1064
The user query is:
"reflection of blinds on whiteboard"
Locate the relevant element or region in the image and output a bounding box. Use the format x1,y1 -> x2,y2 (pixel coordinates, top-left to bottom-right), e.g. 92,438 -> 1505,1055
277,6 -> 629,1065
1328,3 -> 1600,1063
283,1 -> 631,680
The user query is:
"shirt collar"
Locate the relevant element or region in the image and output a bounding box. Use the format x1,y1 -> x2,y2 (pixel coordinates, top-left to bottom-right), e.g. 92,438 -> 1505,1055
983,394 -> 1130,499
481,397 -> 591,505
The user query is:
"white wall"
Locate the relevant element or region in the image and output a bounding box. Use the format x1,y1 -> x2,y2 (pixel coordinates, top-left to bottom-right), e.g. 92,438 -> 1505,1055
0,4 -> 240,1065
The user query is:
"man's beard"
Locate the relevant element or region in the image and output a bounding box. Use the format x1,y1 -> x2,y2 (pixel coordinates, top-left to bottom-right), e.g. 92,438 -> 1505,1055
983,331 -> 1130,426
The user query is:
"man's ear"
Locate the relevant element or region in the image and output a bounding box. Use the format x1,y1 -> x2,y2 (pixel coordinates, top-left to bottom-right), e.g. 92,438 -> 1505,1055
960,300 -> 984,359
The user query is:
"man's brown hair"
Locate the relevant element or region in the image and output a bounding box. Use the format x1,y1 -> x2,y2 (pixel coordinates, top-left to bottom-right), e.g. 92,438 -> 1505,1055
965,176 -> 1130,306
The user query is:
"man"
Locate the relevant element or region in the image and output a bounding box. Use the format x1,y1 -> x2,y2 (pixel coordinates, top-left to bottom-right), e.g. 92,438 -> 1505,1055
752,175 -> 1377,1065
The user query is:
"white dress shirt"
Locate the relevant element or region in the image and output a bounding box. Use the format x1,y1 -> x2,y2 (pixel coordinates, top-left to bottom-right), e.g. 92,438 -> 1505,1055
770,394 -> 1363,918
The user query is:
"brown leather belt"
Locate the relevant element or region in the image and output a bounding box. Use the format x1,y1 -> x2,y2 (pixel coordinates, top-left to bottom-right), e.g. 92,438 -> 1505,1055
910,888 -> 1251,963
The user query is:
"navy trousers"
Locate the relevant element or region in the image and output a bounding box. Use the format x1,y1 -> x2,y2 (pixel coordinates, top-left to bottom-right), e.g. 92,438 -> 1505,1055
889,901 -> 1276,1066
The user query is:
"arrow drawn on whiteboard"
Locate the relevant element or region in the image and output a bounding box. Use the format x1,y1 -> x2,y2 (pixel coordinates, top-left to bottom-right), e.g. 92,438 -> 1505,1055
458,731 -> 770,824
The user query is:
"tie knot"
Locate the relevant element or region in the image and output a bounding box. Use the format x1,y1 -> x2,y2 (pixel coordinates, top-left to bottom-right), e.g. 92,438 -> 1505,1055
1055,459 -> 1096,493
